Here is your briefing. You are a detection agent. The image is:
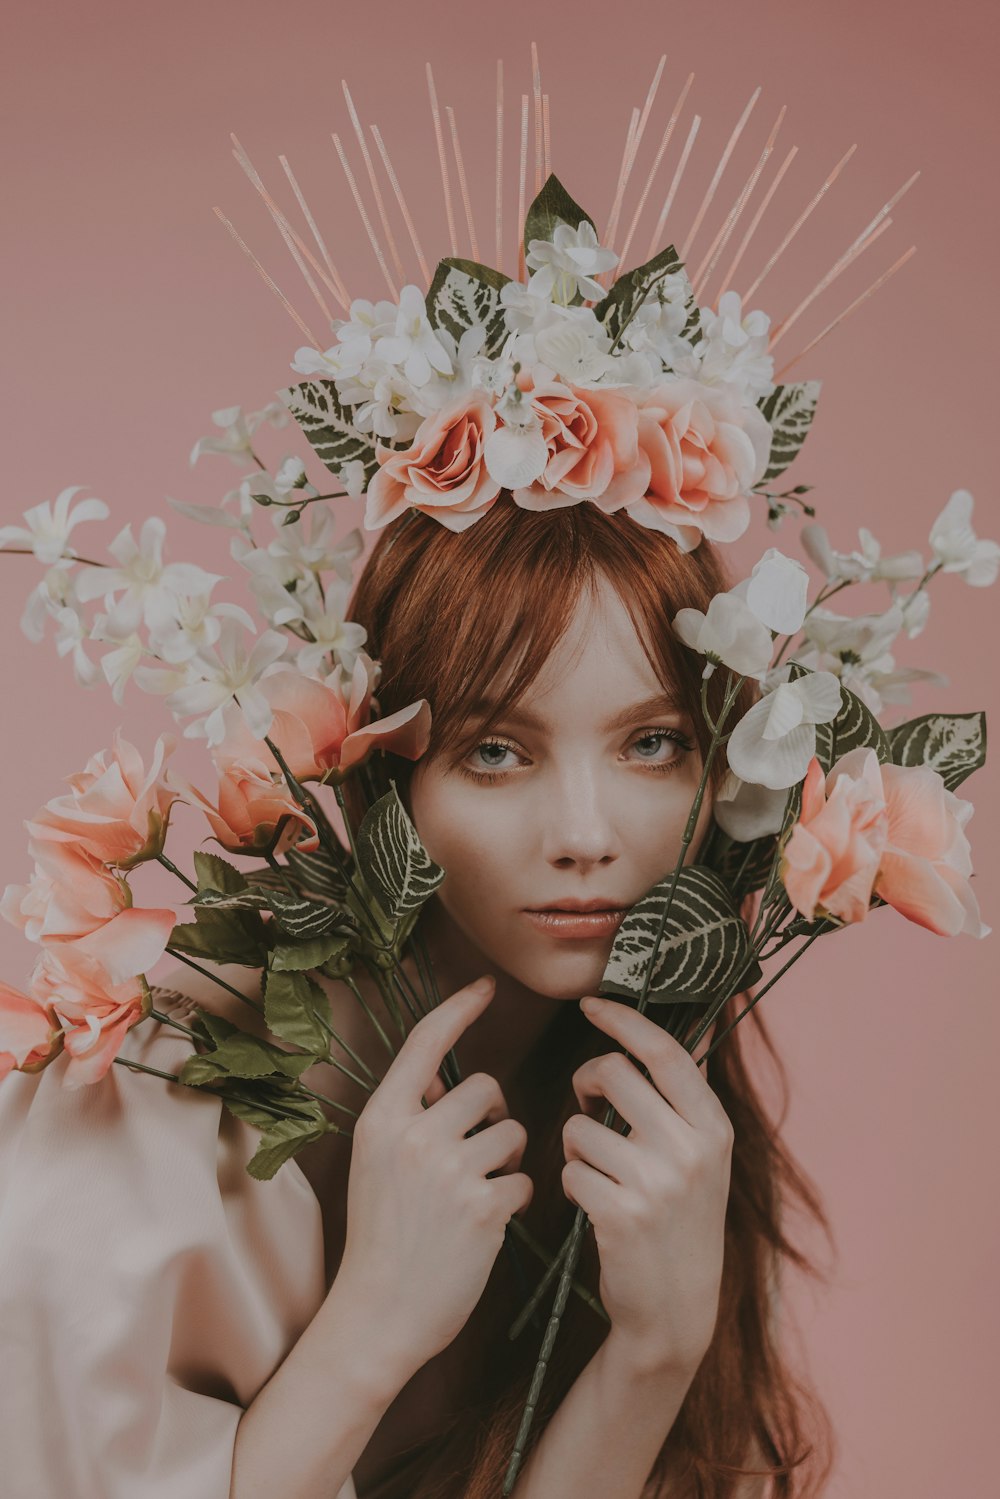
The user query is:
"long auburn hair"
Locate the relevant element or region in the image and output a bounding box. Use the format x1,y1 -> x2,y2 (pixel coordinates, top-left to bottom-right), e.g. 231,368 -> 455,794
342,495 -> 836,1498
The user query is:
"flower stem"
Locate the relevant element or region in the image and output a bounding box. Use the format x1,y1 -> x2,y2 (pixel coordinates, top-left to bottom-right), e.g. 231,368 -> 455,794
113,1057 -> 182,1083
157,853 -> 198,892
164,949 -> 266,1015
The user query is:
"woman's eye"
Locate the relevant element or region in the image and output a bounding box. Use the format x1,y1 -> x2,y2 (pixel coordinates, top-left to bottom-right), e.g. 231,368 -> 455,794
465,738 -> 521,777
625,728 -> 694,769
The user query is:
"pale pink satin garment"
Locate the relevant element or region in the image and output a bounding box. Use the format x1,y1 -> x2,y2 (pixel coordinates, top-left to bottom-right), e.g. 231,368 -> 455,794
0,986 -> 358,1499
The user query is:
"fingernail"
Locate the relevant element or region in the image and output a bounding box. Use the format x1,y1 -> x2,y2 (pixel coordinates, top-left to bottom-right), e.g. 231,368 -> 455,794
580,996 -> 601,1013
469,974 -> 495,995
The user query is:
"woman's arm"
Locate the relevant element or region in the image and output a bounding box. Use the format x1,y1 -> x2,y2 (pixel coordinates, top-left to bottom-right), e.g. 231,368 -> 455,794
230,1276 -> 413,1499
509,1331 -> 698,1499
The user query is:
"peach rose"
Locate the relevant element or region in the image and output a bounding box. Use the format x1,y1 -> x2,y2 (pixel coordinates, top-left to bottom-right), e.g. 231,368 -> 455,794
365,396 -> 501,532
627,379 -> 772,549
782,749 -> 890,923
29,948 -> 149,1088
177,758 -> 320,856
26,730 -> 178,869
0,979 -> 64,1080
1,839 -> 176,985
507,374 -> 651,512
212,653 -> 431,785
875,763 -> 989,938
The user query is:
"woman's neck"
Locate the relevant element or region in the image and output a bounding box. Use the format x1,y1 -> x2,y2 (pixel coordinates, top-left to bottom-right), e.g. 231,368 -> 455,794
418,898 -> 564,1097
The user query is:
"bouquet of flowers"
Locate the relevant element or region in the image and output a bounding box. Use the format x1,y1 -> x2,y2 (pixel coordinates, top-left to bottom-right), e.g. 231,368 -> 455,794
2,66 -> 995,1490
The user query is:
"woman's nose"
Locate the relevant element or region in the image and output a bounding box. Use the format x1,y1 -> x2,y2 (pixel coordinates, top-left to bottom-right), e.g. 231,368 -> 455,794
540,762 -> 622,871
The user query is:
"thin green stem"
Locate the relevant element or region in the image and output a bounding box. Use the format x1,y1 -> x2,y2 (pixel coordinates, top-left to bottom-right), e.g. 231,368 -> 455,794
344,971 -> 398,1061
164,949 -> 265,1015
157,853 -> 198,892
2,547 -> 107,567
113,1057 -> 181,1083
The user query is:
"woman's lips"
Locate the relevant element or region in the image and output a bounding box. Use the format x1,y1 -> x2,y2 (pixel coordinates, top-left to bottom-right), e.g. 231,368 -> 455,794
522,908 -> 626,940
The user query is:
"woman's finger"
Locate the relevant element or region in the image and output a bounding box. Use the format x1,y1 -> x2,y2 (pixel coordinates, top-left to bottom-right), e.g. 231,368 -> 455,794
572,1049 -> 683,1143
562,1109 -> 633,1185
580,996 -> 721,1132
561,1157 -> 618,1226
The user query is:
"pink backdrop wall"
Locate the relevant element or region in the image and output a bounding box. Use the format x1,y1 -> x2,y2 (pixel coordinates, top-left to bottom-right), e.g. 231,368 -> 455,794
3,2 -> 997,1492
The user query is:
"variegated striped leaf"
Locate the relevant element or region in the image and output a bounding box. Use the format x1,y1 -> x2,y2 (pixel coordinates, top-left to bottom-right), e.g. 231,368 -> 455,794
756,381 -> 821,483
266,888 -> 347,939
594,245 -> 699,349
700,820 -> 778,903
285,844 -> 348,900
356,786 -> 445,919
599,866 -> 757,1006
808,673 -> 892,771
426,258 -> 510,357
887,711 -> 986,791
278,380 -> 379,484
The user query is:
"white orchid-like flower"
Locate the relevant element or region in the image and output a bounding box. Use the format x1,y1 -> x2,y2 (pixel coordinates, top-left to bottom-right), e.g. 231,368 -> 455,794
524,220 -> 619,304
712,770 -> 789,842
145,589 -> 256,665
144,617 -> 289,745
292,295 -> 399,382
0,486 -> 109,566
928,489 -> 1000,586
794,602 -> 945,714
230,534 -> 314,626
335,356 -> 422,442
52,606 -> 101,689
482,380 -> 549,489
73,517 -> 221,636
90,613 -> 147,705
336,459 -> 368,498
695,291 -> 775,404
295,582 -> 368,675
19,563 -> 80,643
672,592 -> 774,680
189,403 -> 288,467
245,455 -> 314,509
621,272 -> 694,373
267,512 -> 363,585
729,547 -> 810,635
375,284 -> 454,387
899,587 -> 931,639
727,668 -> 842,790
800,522 -> 924,585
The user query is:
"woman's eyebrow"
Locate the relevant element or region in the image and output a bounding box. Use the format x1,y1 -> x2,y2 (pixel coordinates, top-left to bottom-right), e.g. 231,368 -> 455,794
466,691 -> 684,733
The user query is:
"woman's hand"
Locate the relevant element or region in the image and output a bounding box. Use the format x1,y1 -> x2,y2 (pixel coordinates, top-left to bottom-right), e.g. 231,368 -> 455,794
562,996 -> 733,1378
335,974 -> 534,1385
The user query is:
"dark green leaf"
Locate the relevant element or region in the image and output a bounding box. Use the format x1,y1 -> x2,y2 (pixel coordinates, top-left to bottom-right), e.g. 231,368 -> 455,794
270,934 -> 353,972
755,382 -> 821,484
699,820 -> 778,903
592,245 -> 697,348
284,844 -> 348,900
266,887 -> 347,939
599,866 -> 759,1006
264,969 -> 332,1054
279,380 -> 379,485
246,1113 -> 334,1182
426,258 -> 510,357
356,784 -> 445,919
168,906 -> 268,967
886,711 -> 987,790
523,174 -> 596,280
193,851 -> 248,894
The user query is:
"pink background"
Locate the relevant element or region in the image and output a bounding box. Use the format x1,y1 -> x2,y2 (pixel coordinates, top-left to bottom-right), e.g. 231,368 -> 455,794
3,2 -> 997,1491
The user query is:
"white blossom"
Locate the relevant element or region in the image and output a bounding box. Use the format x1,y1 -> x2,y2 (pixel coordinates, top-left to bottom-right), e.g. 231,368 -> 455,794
291,296 -> 399,382
19,563 -> 80,643
267,513 -> 363,585
375,284 -> 453,387
726,670 -> 842,789
90,613 -> 146,705
52,606 -> 101,688
73,517 -> 220,635
713,770 -> 789,841
728,548 -> 810,636
621,272 -> 695,375
295,582 -> 368,675
928,489 -> 1000,586
672,593 -> 774,680
794,603 -> 944,714
189,402 -> 288,467
694,291 -> 775,404
0,485 -> 109,566
149,618 -> 289,745
524,221 -> 619,304
145,590 -> 256,665
800,522 -> 924,585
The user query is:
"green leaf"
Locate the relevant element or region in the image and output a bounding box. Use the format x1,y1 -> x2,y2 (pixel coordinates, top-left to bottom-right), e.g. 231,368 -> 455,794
266,887 -> 347,939
761,783 -> 803,910
264,969 -> 332,1054
886,711 -> 987,791
193,851 -> 248,895
599,866 -> 759,1006
168,906 -> 268,967
192,887 -> 272,912
271,934 -> 352,972
592,245 -> 698,348
284,844 -> 348,900
808,674 -> 892,771
356,784 -> 445,920
426,258 -> 510,357
699,820 -> 778,904
179,1026 -> 315,1084
755,382 -> 821,484
523,174 -> 596,283
279,380 -> 379,485
246,1113 -> 333,1182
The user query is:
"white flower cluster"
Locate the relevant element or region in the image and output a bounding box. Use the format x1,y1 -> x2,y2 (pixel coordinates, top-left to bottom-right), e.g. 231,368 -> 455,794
289,221 -> 775,444
0,405 -> 370,746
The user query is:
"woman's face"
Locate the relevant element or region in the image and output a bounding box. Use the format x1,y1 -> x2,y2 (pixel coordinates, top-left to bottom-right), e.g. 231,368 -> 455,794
409,574 -> 715,1001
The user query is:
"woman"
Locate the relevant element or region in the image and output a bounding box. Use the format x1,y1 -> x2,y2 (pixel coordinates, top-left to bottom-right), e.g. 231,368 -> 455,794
0,496 -> 834,1499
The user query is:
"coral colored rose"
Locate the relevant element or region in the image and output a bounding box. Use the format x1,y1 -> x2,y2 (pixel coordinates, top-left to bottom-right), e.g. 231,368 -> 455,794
365,396 -> 502,532
782,749 -> 889,923
29,949 -> 149,1088
627,379 -> 772,549
26,730 -> 178,869
875,763 -> 989,938
0,980 -> 64,1080
1,839 -> 176,985
212,653 -> 431,784
508,374 -> 651,513
177,758 -> 320,856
